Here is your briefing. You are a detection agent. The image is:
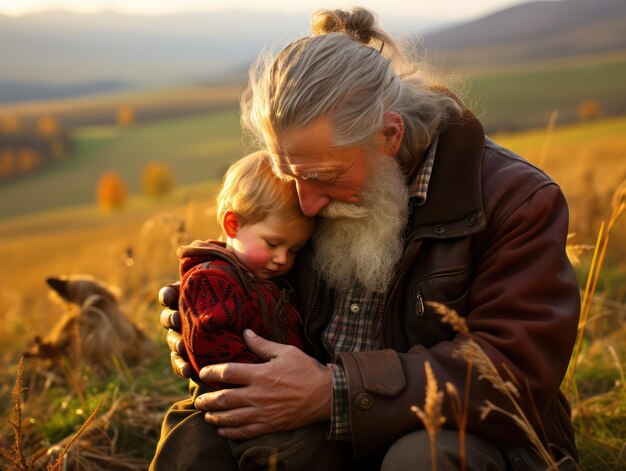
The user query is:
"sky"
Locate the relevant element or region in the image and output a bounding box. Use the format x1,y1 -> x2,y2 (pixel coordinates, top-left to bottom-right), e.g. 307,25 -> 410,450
0,0 -> 550,22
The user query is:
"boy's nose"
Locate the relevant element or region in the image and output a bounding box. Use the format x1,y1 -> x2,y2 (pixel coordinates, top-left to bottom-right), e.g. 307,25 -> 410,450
296,180 -> 330,217
273,249 -> 288,265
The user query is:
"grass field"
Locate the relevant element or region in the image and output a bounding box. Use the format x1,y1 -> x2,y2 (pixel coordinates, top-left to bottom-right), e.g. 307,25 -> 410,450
1,51 -> 626,466
0,108 -> 243,219
0,110 -> 624,468
464,53 -> 626,132
2,51 -> 626,220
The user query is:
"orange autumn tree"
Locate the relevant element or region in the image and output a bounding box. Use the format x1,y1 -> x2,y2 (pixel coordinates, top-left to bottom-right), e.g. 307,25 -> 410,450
97,171 -> 128,211
141,162 -> 175,199
577,99 -> 603,122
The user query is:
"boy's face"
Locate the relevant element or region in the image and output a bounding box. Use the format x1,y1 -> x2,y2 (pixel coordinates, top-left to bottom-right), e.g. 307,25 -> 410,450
229,213 -> 314,280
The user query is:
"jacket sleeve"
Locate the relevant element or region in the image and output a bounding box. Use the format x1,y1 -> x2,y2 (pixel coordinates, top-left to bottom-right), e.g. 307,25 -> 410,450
337,182 -> 580,456
180,265 -> 261,375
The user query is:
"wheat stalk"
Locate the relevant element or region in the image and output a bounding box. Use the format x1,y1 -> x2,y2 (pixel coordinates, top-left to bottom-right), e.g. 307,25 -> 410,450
44,395 -> 106,471
565,179 -> 626,395
565,234 -> 594,267
0,357 -> 32,471
457,340 -> 559,469
430,303 -> 560,468
537,109 -> 558,169
411,361 -> 446,471
427,301 -> 469,335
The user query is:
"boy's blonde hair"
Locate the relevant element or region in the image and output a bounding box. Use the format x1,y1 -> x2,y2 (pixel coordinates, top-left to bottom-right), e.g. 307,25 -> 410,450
217,151 -> 309,230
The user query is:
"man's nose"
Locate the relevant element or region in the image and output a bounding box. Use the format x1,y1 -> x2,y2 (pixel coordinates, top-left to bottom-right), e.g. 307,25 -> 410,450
296,180 -> 330,217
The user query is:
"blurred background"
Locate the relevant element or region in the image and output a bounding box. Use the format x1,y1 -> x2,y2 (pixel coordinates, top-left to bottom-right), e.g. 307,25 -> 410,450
0,0 -> 625,469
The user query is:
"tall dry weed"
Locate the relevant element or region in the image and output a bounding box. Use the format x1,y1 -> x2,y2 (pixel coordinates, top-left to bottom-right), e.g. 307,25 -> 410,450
411,360 -> 446,471
537,110 -> 559,170
564,179 -> 626,395
428,302 -> 560,469
0,357 -> 105,471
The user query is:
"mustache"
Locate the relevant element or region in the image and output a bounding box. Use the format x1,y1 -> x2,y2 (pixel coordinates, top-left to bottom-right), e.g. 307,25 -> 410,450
319,200 -> 370,219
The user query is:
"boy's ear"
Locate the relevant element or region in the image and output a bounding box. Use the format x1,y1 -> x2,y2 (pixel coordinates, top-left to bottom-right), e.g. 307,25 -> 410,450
222,211 -> 239,238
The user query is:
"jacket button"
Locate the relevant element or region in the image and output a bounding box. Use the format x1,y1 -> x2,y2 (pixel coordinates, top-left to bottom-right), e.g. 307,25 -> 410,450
434,224 -> 447,234
355,392 -> 373,410
466,214 -> 478,226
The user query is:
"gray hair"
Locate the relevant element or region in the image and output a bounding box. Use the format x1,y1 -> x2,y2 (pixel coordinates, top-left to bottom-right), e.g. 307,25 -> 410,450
241,7 -> 464,169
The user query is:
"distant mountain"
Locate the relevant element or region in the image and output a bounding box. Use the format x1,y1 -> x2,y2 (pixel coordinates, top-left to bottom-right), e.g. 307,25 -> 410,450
422,0 -> 626,69
0,79 -> 130,104
0,9 -> 444,104
2,1 -> 625,105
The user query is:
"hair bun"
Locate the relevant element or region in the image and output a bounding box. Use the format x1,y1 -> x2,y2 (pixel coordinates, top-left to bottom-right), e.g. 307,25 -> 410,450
311,7 -> 377,44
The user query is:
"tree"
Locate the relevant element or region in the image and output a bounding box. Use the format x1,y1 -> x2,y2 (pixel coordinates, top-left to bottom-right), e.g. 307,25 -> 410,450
97,171 -> 128,211
1,116 -> 21,134
116,105 -> 135,127
37,116 -> 60,136
577,100 -> 603,122
141,162 -> 175,198
17,148 -> 41,172
0,148 -> 15,178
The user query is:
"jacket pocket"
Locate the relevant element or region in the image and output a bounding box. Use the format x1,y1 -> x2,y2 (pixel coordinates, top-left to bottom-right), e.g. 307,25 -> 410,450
408,268 -> 472,347
353,349 -> 406,396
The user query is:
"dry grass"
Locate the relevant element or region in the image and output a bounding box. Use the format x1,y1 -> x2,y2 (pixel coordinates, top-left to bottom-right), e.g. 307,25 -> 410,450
411,361 -> 446,471
0,357 -> 106,471
0,115 -> 624,468
565,179 -> 626,396
428,305 -> 561,469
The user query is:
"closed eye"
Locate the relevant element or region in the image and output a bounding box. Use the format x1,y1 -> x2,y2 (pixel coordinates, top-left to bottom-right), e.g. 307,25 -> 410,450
299,171 -> 336,184
265,240 -> 278,248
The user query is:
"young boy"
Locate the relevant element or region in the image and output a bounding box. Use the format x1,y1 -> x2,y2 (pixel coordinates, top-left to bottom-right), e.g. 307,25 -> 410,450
177,150 -> 314,374
151,151 -> 338,471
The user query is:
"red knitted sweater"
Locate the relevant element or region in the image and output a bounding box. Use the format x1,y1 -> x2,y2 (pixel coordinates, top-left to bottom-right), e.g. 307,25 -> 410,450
178,240 -> 304,376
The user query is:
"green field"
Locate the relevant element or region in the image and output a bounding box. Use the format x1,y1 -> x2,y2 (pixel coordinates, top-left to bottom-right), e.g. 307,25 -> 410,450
0,108 -> 243,219
465,53 -> 626,132
2,52 -> 626,220
0,112 -> 624,468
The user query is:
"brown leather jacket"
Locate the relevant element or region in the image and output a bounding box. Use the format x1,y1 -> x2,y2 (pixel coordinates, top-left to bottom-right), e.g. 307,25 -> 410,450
291,114 -> 580,466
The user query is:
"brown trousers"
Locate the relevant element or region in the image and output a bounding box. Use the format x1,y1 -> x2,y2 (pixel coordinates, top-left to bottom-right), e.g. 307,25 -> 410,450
152,382 -> 549,470
150,381 -> 349,470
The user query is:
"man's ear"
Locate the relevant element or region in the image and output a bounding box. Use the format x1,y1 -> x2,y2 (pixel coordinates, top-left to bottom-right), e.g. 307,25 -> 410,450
222,211 -> 239,238
381,111 -> 405,156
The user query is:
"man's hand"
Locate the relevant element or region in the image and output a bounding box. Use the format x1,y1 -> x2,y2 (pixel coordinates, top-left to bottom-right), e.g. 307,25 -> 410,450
195,329 -> 333,440
158,283 -> 195,379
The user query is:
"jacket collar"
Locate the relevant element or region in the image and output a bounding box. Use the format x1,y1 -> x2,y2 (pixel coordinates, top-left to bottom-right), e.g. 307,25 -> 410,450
409,112 -> 486,239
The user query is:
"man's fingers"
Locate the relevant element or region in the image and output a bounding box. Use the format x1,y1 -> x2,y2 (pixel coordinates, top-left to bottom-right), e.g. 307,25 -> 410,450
243,329 -> 296,361
203,407 -> 258,428
158,283 -> 180,308
160,308 -> 181,330
166,329 -> 185,355
195,386 -> 255,412
198,362 -> 259,388
170,351 -> 195,379
215,423 -> 274,441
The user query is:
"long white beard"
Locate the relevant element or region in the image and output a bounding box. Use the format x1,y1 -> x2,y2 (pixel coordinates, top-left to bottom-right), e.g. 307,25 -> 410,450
312,154 -> 410,293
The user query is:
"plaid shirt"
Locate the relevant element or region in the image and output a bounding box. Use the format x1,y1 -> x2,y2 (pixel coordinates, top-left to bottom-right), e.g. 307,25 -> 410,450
323,137 -> 438,440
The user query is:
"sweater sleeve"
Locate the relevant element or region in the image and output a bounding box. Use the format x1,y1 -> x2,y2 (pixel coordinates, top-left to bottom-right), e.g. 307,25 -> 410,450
180,264 -> 261,375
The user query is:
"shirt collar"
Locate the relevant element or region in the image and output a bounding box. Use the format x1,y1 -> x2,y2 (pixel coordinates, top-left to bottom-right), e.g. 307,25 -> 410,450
408,135 -> 438,205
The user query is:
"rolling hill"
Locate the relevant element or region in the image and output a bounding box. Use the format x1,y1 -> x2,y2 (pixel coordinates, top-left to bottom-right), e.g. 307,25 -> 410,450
422,0 -> 626,69
2,0 -> 626,105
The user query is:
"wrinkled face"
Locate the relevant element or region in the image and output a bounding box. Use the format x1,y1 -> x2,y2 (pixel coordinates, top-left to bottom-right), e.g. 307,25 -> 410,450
229,213 -> 314,280
269,117 -> 372,217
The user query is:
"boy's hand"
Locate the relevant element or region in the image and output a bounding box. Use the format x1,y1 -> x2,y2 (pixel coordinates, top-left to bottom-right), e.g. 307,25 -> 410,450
158,283 -> 195,379
194,330 -> 333,439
